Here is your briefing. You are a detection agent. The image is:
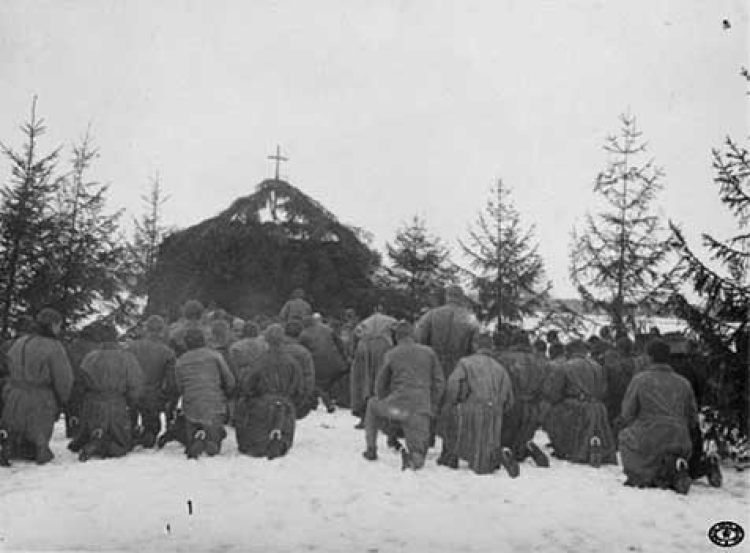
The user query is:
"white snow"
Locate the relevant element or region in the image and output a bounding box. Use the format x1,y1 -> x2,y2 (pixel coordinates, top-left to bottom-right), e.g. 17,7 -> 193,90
0,409 -> 748,553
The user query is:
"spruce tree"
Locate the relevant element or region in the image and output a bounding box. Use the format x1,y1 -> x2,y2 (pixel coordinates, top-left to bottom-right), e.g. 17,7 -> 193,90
38,129 -> 126,327
461,178 -> 549,326
130,172 -> 169,300
0,98 -> 62,338
570,113 -> 676,335
386,215 -> 457,317
670,71 -> 749,423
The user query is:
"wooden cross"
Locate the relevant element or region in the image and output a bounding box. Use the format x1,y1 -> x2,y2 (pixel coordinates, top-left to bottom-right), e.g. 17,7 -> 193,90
268,145 -> 288,180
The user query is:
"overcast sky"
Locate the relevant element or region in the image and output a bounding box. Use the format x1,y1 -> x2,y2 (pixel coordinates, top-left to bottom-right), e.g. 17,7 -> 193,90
1,0 -> 747,297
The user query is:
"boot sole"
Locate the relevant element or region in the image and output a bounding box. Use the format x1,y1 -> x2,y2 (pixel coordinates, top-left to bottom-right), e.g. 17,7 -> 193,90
527,442 -> 550,468
500,448 -> 520,478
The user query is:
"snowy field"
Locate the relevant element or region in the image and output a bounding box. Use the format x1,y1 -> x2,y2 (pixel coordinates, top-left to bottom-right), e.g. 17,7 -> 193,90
0,409 -> 748,553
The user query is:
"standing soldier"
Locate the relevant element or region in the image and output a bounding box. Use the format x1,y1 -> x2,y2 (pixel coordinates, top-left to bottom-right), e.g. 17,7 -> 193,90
416,285 -> 479,447
416,285 -> 479,380
279,288 -> 312,324
350,303 -> 396,428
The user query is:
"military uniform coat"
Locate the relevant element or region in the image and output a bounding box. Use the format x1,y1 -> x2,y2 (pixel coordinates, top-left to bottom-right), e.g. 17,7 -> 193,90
127,337 -> 176,411
279,298 -> 312,323
350,313 -> 396,417
0,334 -> 73,446
440,350 -> 514,474
618,363 -> 697,485
235,348 -> 302,456
299,323 -> 347,390
496,349 -> 550,455
175,347 -> 236,426
376,340 -> 445,418
416,302 -> 479,379
78,345 -> 143,454
543,355 -> 617,464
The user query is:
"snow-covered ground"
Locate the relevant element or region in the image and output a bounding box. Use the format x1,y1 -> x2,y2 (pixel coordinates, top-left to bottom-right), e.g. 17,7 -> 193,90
0,409 -> 748,553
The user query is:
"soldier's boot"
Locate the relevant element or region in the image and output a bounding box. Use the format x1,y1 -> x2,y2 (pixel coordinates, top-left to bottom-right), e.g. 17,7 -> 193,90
141,431 -> 157,449
437,451 -> 458,469
266,429 -> 287,460
65,415 -> 80,439
673,457 -> 692,495
589,436 -> 603,468
401,448 -> 413,471
157,431 -> 172,449
68,432 -> 86,453
387,434 -> 404,452
79,429 -> 104,462
132,425 -> 145,448
133,425 -> 157,449
499,447 -> 520,478
266,401 -> 289,460
205,440 -> 221,457
362,447 -> 377,461
186,429 -> 206,460
527,441 -> 550,468
0,429 -> 11,467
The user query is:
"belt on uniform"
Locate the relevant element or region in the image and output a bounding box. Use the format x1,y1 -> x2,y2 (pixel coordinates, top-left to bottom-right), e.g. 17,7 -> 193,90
567,393 -> 597,403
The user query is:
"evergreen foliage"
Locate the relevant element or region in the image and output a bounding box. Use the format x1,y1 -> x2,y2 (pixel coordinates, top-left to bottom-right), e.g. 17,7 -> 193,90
0,99 -> 62,338
147,179 -> 380,319
461,179 -> 549,326
130,173 -> 170,299
669,71 -> 749,424
570,113 -> 677,334
385,215 -> 457,318
40,129 -> 128,328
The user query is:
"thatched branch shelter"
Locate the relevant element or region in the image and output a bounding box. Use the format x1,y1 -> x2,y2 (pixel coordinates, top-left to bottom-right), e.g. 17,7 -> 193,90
147,179 -> 380,320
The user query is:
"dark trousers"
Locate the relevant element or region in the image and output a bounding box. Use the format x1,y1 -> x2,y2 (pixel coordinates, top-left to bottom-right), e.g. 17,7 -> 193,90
129,391 -> 163,436
364,398 -> 430,468
185,419 -> 226,452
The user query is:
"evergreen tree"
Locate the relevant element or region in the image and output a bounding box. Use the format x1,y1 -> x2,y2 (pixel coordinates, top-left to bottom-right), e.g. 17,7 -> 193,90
570,113 -> 676,335
130,172 -> 169,300
460,178 -> 549,326
37,129 -> 126,328
0,98 -> 62,338
670,71 -> 749,423
386,215 -> 457,317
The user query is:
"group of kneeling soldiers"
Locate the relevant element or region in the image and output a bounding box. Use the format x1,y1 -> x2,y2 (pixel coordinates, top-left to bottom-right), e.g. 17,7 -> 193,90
0,285 -> 723,495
